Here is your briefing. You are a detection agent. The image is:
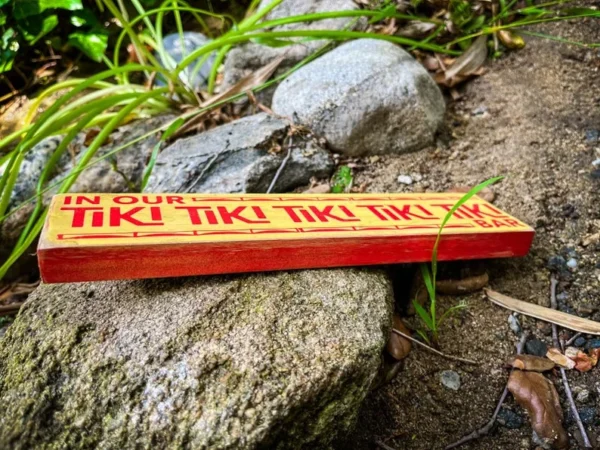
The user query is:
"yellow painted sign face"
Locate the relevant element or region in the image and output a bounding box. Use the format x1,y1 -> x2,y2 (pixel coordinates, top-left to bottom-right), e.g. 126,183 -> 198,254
41,193 -> 533,248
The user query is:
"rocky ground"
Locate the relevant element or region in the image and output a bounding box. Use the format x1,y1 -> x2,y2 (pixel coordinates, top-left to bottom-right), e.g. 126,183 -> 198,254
344,18 -> 600,450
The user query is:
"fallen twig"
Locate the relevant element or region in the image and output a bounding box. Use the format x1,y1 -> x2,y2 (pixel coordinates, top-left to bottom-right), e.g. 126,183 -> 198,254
444,332 -> 528,450
485,289 -> 600,335
0,302 -> 24,316
565,332 -> 582,347
550,277 -> 592,449
266,135 -> 293,194
392,328 -> 478,365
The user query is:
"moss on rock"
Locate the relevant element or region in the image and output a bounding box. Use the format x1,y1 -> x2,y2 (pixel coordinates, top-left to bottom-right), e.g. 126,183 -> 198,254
0,269 -> 392,449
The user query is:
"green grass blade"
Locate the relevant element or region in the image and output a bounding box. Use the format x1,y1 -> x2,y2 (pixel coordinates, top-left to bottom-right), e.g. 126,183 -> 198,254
413,300 -> 434,331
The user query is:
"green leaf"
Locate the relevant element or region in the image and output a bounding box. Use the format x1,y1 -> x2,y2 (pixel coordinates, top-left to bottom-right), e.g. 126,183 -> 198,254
416,329 -> 430,345
438,302 -> 468,327
70,8 -> 101,28
0,28 -> 17,73
331,165 -> 353,193
412,300 -> 434,331
420,263 -> 435,303
14,0 -> 83,20
18,14 -> 59,44
0,0 -> 10,7
68,31 -> 107,62
0,10 -> 6,26
251,36 -> 296,48
141,118 -> 185,191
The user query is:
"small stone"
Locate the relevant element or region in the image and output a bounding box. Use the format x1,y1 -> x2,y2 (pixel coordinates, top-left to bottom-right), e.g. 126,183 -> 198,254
586,129 -> 599,143
577,389 -> 591,403
556,292 -> 569,302
158,32 -> 215,90
566,258 -> 578,269
574,336 -> 587,347
440,370 -> 460,391
497,407 -> 524,429
508,314 -> 521,335
592,158 -> 600,168
567,406 -> 596,426
585,338 -> 600,350
397,175 -> 413,185
525,338 -> 548,357
471,106 -> 488,116
547,255 -> 567,271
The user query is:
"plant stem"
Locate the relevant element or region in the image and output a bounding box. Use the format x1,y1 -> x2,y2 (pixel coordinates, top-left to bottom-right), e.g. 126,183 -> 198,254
392,328 -> 478,365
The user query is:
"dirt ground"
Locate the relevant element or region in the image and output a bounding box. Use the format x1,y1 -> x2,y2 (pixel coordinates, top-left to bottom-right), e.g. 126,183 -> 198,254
343,18 -> 600,450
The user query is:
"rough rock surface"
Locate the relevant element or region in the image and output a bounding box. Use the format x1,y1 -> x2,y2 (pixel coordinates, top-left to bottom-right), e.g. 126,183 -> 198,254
0,116 -> 171,279
223,0 -> 366,91
144,113 -> 334,194
271,39 -> 446,156
0,269 -> 393,449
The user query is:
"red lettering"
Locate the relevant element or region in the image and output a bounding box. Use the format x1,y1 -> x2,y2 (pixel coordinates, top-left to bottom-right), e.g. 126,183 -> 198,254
175,206 -> 218,225
61,207 -> 103,227
273,206 -> 304,223
474,220 -> 493,228
113,195 -> 138,205
217,206 -> 270,224
109,207 -> 164,227
461,204 -> 506,219
356,205 -> 388,221
308,205 -> 360,222
387,205 -> 437,221
166,196 -> 184,205
75,195 -> 100,205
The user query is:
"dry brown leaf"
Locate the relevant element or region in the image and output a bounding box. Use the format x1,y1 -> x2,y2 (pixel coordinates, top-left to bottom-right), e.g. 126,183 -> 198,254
506,355 -> 555,372
387,315 -> 412,361
304,184 -> 331,194
444,35 -> 488,81
173,55 -> 285,139
435,272 -> 489,295
546,348 -> 576,370
396,20 -> 437,38
485,289 -> 600,335
571,350 -> 595,372
508,370 -> 568,449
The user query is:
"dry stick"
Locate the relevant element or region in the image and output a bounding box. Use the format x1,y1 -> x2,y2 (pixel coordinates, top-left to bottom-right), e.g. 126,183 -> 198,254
266,136 -> 293,194
443,332 -> 529,450
550,276 -> 593,449
0,302 -> 23,316
565,332 -> 583,347
391,329 -> 478,365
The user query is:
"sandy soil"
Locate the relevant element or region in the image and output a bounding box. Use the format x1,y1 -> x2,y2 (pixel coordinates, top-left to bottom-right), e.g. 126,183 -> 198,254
343,17 -> 600,450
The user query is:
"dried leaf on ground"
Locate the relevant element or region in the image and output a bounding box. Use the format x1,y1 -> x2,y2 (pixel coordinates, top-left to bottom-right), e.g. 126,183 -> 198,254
396,20 -> 437,38
566,348 -> 598,372
444,35 -> 488,81
303,183 -> 331,194
387,315 -> 412,361
506,355 -> 555,372
508,370 -> 568,449
436,272 -> 489,295
546,348 -> 576,370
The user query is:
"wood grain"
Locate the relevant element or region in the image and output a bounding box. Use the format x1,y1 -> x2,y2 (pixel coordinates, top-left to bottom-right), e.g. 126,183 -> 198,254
38,193 -> 535,283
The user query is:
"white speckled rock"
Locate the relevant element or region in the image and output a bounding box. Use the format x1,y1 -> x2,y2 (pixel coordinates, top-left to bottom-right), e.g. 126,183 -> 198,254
272,39 -> 446,156
0,269 -> 393,449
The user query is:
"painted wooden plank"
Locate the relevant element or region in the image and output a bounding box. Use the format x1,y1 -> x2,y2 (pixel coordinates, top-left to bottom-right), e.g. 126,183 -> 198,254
38,193 -> 535,283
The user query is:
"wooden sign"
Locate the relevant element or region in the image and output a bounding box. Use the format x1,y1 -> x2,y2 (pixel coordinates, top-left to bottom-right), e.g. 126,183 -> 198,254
38,193 -> 534,283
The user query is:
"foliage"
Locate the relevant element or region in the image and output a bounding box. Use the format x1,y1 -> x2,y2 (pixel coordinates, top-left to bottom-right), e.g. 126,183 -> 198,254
0,0 -> 598,279
331,166 -> 353,193
413,177 -> 502,344
0,0 -> 108,73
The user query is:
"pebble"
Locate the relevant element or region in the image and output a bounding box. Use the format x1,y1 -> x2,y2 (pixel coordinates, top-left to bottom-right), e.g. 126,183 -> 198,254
440,370 -> 461,391
547,255 -> 567,271
577,389 -> 591,403
525,338 -> 548,357
567,258 -> 578,269
585,338 -> 600,350
592,158 -> 600,168
397,175 -> 413,185
508,314 -> 521,335
497,407 -> 524,429
566,406 -> 596,426
586,129 -> 599,143
574,336 -> 587,347
471,106 -> 488,116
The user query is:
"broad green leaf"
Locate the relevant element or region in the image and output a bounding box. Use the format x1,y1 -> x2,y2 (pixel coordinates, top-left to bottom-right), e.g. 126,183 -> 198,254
70,8 -> 100,28
331,165 -> 353,193
14,0 -> 83,20
18,14 -> 58,44
412,300 -> 434,331
0,10 -> 6,26
68,31 -> 107,62
0,28 -> 17,73
0,0 -> 10,6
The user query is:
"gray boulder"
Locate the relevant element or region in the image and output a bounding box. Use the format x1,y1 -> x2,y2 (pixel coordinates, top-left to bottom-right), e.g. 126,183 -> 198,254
271,39 -> 446,156
223,0 -> 366,92
0,269 -> 393,449
144,113 -> 334,194
0,116 -> 171,279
